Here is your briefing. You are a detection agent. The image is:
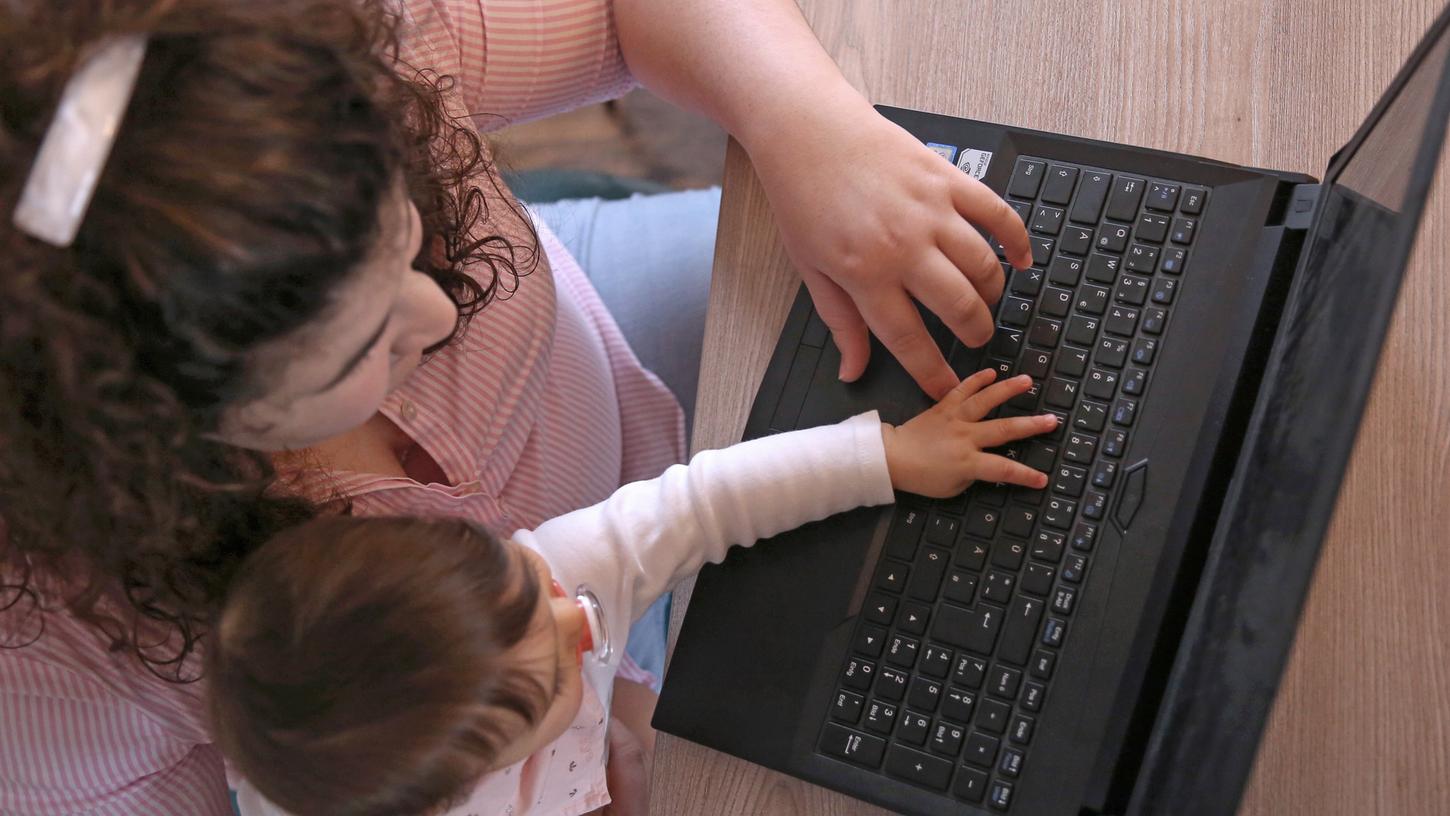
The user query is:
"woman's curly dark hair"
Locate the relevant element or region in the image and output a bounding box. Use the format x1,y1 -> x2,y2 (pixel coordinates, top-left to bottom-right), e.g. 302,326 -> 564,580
0,0 -> 538,680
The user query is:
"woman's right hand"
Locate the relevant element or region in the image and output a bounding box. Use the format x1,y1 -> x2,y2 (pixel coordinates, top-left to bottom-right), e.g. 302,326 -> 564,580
880,369 -> 1059,499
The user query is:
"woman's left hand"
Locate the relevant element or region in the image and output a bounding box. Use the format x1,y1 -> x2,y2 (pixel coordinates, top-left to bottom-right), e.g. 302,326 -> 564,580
747,91 -> 1032,400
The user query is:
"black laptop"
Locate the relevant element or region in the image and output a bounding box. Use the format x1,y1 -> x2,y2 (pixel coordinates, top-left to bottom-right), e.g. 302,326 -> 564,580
654,8 -> 1450,816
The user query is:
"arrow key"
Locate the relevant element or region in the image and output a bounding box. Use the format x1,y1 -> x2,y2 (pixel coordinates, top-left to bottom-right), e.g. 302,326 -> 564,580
864,593 -> 897,626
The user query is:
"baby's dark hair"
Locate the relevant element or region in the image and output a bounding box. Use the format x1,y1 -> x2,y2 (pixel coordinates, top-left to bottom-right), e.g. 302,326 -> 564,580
0,0 -> 537,679
206,515 -> 548,816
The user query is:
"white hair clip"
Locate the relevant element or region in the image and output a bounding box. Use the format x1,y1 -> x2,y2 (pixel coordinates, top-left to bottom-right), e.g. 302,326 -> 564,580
12,35 -> 148,247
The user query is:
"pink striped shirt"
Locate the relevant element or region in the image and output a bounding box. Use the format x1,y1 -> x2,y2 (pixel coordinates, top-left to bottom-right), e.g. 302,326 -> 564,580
0,1 -> 685,813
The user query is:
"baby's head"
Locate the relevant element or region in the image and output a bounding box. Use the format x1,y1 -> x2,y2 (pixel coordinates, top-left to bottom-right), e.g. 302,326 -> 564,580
206,516 -> 591,816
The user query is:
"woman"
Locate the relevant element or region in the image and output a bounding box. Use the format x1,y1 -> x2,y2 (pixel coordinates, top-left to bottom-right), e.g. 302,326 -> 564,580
0,0 -> 1028,813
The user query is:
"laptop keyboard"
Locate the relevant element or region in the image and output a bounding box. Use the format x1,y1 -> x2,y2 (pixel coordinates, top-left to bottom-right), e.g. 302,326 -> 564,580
815,156 -> 1207,810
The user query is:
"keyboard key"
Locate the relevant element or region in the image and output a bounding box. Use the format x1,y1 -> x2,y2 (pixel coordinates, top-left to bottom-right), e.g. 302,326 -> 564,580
1030,205 -> 1064,235
990,537 -> 1027,571
1060,223 -> 1093,255
990,781 -> 1015,811
1159,246 -> 1187,275
899,602 -> 931,635
1151,277 -> 1178,305
1131,338 -> 1157,366
1052,464 -> 1088,497
1021,441 -> 1057,473
1096,223 -> 1130,253
1112,397 -> 1138,427
1171,216 -> 1198,244
1146,182 -> 1180,211
885,744 -> 953,791
1044,377 -> 1079,409
989,665 -> 1023,699
952,654 -> 988,688
1028,316 -> 1063,348
1042,617 -> 1067,647
954,766 -> 990,802
876,667 -> 909,701
1056,347 -> 1089,377
1061,552 -> 1088,583
1003,505 -> 1037,537
832,690 -> 865,723
1008,159 -> 1046,198
908,547 -> 950,600
864,594 -> 897,625
843,658 -> 876,691
941,686 -> 977,723
1031,649 -> 1057,680
998,595 -> 1046,666
855,625 -> 887,657
908,676 -> 944,712
991,326 -> 1025,358
976,698 -> 1012,734
1009,714 -> 1036,745
1105,176 -> 1146,221
1084,367 -> 1119,401
932,602 -> 1004,655
1064,431 -> 1098,463
930,721 -> 966,757
898,710 -> 931,745
1082,490 -> 1108,520
1104,305 -> 1140,337
1065,314 -> 1099,346
1030,530 -> 1066,563
957,536 -> 989,571
1021,682 -> 1046,711
1115,274 -> 1150,306
1069,169 -> 1112,223
1042,495 -> 1076,528
983,569 -> 1017,603
1019,350 -> 1051,379
943,569 -> 978,605
925,513 -> 959,546
875,561 -> 910,593
1092,458 -> 1119,488
1085,252 -> 1121,283
1008,200 -> 1032,225
1010,266 -> 1045,295
822,723 -> 886,768
886,635 -> 920,669
1135,213 -> 1170,244
1048,255 -> 1084,286
1180,186 -> 1207,214
963,731 -> 1001,768
1007,379 -> 1042,410
1029,236 -> 1055,265
1041,164 -> 1079,204
1052,586 -> 1078,615
1073,400 -> 1109,432
1126,242 -> 1161,272
1141,306 -> 1168,335
863,700 -> 898,734
999,747 -> 1026,779
885,508 -> 927,560
1076,283 -> 1111,315
1000,296 -> 1033,327
1044,286 -> 1078,318
1096,337 -> 1129,369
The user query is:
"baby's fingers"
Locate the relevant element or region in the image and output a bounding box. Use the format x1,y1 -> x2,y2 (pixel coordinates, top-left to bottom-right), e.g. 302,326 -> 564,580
973,453 -> 1050,489
942,367 -> 999,410
972,413 -> 1059,448
961,374 -> 1033,421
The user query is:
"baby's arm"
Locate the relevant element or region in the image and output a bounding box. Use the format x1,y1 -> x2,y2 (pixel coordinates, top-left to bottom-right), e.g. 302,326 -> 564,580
515,370 -> 1053,627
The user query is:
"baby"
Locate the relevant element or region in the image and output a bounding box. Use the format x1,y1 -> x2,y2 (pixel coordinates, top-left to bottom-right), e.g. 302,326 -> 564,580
207,370 -> 1057,816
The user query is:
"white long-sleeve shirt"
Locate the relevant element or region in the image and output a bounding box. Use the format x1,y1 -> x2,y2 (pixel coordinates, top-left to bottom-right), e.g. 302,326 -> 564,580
238,412 -> 896,816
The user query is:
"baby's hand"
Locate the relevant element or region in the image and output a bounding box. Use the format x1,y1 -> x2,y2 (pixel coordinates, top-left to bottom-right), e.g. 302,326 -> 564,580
880,369 -> 1058,498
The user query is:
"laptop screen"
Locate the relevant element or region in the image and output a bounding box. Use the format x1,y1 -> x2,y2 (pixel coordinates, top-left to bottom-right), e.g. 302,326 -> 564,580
1129,9 -> 1450,816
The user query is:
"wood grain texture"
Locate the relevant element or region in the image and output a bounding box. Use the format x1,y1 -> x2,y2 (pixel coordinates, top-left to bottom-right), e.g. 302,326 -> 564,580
655,2 -> 1450,813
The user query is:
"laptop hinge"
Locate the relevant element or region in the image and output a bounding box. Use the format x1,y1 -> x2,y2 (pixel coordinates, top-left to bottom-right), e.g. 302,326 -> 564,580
1285,183 -> 1322,230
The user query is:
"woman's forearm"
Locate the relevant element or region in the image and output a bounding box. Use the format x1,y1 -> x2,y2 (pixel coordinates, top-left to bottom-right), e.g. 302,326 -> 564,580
613,0 -> 869,154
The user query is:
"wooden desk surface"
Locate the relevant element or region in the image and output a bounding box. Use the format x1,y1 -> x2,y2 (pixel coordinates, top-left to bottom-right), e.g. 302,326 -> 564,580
653,2 -> 1450,814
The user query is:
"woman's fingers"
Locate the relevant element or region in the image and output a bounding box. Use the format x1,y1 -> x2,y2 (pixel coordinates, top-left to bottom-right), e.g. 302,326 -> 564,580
960,374 -> 1033,421
949,171 -> 1032,271
972,413 -> 1059,448
972,452 -> 1051,488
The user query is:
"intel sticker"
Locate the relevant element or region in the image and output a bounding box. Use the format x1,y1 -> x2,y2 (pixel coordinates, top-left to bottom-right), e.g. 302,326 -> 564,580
956,148 -> 994,180
926,142 -> 958,163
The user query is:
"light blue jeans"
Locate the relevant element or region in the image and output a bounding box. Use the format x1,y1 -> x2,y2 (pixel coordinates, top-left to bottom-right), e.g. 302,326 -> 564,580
532,187 -> 720,682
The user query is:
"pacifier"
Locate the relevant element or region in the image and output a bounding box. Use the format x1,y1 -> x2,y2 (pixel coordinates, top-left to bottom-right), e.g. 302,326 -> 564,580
552,579 -> 611,665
